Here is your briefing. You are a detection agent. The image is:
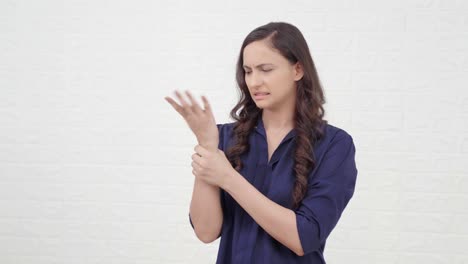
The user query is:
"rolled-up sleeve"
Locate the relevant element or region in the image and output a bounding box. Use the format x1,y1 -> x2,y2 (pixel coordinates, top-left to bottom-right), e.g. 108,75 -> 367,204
295,131 -> 358,255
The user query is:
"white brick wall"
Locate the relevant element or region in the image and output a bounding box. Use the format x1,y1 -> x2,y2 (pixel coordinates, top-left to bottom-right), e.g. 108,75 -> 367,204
1,0 -> 467,263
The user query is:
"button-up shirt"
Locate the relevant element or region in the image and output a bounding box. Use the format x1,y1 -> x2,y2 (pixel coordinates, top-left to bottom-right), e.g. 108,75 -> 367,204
190,117 -> 357,263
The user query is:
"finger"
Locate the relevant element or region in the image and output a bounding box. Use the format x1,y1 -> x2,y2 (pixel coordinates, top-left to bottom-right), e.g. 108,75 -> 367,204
191,160 -> 201,171
192,162 -> 203,177
191,153 -> 202,163
164,96 -> 184,115
185,90 -> 203,115
192,162 -> 203,174
174,90 -> 193,115
194,144 -> 209,157
201,95 -> 214,116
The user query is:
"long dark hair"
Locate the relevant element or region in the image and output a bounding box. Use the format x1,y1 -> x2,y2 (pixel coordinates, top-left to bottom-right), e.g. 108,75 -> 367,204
225,22 -> 328,210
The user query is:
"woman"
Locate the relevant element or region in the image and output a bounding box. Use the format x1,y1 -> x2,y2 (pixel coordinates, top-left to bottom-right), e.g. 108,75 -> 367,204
165,21 -> 357,264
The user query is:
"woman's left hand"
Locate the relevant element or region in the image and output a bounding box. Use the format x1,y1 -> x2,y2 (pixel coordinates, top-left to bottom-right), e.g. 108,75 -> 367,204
191,144 -> 234,188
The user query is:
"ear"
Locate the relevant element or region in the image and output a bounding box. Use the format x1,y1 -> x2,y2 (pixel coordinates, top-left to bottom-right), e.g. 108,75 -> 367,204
293,62 -> 304,81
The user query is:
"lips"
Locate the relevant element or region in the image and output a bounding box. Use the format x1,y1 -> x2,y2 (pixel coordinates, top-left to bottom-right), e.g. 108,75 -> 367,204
253,92 -> 270,100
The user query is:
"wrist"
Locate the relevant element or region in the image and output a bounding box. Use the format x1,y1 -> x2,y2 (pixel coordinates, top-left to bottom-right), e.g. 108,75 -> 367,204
198,139 -> 218,148
221,168 -> 238,191
195,177 -> 219,188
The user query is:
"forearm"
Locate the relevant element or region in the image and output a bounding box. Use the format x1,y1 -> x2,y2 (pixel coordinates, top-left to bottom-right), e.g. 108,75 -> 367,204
189,142 -> 223,243
222,169 -> 304,256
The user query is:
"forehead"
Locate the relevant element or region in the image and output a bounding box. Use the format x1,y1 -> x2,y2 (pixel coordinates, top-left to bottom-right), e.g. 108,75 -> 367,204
243,40 -> 286,66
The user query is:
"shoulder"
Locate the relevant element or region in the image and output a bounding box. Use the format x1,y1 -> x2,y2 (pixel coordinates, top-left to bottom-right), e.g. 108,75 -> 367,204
309,123 -> 358,183
322,123 -> 354,146
314,123 -> 356,162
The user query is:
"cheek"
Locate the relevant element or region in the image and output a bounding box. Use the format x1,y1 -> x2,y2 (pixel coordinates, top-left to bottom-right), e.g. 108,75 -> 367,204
273,69 -> 293,81
269,71 -> 294,88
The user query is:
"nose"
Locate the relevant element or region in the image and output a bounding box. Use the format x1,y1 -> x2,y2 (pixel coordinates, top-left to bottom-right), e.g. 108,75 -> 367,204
246,71 -> 263,88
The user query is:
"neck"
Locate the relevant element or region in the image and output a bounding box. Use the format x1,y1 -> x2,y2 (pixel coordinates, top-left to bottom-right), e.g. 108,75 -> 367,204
261,108 -> 295,132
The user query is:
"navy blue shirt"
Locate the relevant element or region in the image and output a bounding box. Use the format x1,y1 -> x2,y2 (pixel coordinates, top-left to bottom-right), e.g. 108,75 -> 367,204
189,117 -> 357,263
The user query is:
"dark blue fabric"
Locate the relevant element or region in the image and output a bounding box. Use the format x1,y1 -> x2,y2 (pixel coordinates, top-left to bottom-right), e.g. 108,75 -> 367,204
189,117 -> 357,263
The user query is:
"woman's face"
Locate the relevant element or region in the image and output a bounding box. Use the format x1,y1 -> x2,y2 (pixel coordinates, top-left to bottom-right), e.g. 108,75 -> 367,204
242,39 -> 303,111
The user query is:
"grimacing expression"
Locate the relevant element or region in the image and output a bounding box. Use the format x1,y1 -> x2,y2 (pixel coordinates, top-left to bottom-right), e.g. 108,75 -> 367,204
242,40 -> 303,111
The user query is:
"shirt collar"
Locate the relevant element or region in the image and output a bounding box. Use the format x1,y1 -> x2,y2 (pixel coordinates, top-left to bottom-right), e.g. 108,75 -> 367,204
254,116 -> 297,142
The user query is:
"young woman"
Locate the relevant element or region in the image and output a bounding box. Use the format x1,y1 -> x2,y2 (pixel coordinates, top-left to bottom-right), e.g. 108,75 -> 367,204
165,21 -> 357,264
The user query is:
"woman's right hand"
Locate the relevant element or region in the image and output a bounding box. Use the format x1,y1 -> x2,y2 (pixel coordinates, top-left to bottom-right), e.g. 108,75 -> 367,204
164,90 -> 219,151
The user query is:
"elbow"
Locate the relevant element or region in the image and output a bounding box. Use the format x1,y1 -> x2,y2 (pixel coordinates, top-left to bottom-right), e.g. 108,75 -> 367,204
199,236 -> 216,244
295,231 -> 321,256
195,229 -> 221,244
295,213 -> 322,255
193,222 -> 222,244
189,213 -> 223,244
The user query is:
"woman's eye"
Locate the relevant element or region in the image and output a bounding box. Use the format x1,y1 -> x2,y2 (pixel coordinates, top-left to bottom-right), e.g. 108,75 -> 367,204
244,69 -> 271,75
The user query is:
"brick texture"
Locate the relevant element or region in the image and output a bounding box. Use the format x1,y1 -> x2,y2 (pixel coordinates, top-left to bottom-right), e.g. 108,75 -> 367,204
1,0 -> 467,263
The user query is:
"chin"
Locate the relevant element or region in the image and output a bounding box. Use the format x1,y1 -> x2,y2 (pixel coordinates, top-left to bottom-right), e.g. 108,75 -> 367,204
254,102 -> 269,109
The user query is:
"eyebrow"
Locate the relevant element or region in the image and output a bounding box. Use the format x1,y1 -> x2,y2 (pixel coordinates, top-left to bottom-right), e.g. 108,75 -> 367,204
242,63 -> 274,70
